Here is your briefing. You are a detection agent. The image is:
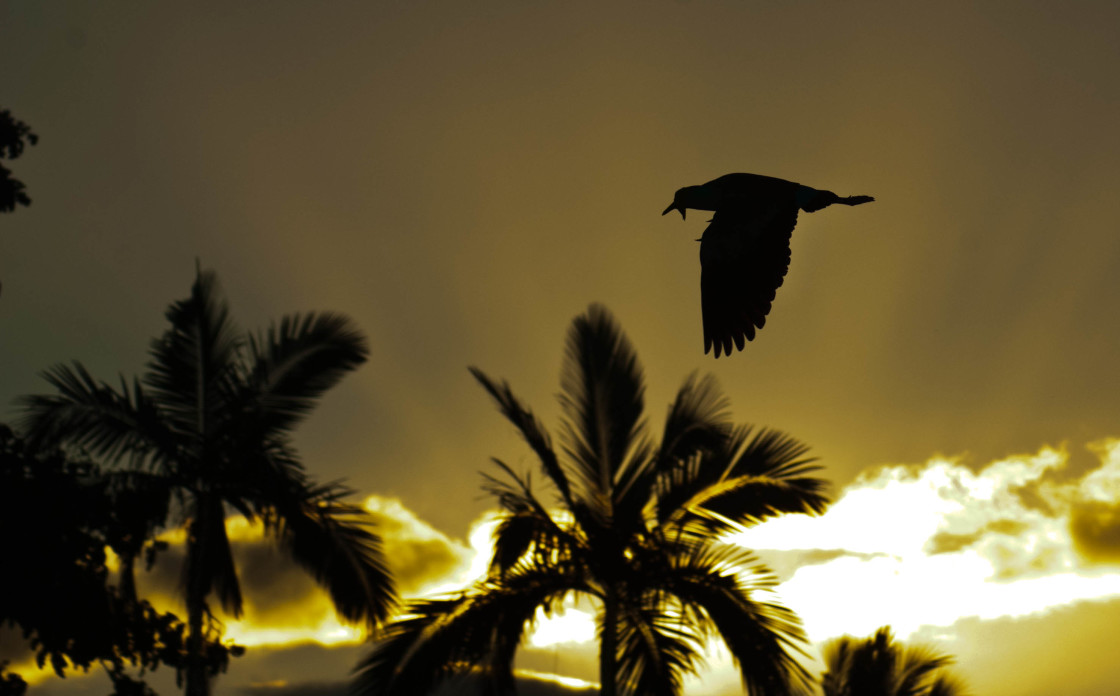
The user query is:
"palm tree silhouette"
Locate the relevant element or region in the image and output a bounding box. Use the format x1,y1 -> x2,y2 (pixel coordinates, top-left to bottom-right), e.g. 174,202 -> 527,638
353,304 -> 828,696
820,626 -> 971,696
20,266 -> 397,696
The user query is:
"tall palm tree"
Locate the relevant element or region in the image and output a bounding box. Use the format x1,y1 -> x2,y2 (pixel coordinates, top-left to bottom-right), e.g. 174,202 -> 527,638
354,304 -> 829,696
820,626 -> 971,696
20,267 -> 397,696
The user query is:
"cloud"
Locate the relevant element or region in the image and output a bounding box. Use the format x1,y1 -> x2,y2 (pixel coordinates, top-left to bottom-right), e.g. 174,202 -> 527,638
911,596 -> 1120,696
239,679 -> 348,696
238,671 -> 598,696
1067,439 -> 1120,563
925,518 -> 1029,555
25,441 -> 1120,696
124,494 -> 484,650
727,438 -> 1120,641
1069,501 -> 1120,562
361,495 -> 476,595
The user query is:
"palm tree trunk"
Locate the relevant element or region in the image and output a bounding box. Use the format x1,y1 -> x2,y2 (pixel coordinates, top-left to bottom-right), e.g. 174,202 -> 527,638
185,598 -> 208,696
184,517 -> 210,696
599,587 -> 618,696
119,552 -> 138,605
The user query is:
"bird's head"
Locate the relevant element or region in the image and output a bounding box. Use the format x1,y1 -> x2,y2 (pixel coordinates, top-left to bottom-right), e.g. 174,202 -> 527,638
662,186 -> 697,220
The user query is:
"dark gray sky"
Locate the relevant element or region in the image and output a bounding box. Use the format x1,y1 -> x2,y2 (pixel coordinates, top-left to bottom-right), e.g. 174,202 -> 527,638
4,2 -> 1120,694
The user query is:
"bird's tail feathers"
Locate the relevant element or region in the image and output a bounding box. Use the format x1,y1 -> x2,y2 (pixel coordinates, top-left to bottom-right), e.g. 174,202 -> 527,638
801,191 -> 875,212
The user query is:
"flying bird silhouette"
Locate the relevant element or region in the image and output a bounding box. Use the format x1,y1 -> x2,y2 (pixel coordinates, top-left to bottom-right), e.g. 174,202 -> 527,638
664,173 -> 874,357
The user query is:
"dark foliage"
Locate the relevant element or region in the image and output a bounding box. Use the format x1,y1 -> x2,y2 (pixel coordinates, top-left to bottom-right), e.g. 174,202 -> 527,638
0,663 -> 27,696
19,266 -> 395,696
355,305 -> 829,696
821,626 -> 971,696
0,425 -> 241,692
0,109 -> 38,213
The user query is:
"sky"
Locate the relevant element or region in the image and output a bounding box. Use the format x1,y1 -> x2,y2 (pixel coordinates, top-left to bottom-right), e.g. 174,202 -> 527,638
2,0 -> 1120,694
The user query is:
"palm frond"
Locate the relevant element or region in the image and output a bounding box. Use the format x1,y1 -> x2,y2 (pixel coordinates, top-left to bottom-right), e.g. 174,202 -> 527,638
266,480 -> 397,629
19,362 -> 178,469
489,514 -> 580,579
608,438 -> 658,538
470,367 -> 572,505
821,627 -> 967,696
351,596 -> 475,696
353,567 -> 581,696
730,427 -> 821,480
662,557 -> 812,696
481,460 -> 590,580
144,267 -> 244,436
246,312 -> 369,436
835,628 -> 898,696
659,425 -> 828,533
673,542 -> 776,585
895,643 -> 953,696
820,637 -> 853,696
658,372 -> 732,464
653,426 -> 754,528
481,459 -> 545,516
925,673 -> 972,696
487,511 -> 541,578
615,600 -> 704,696
556,304 -> 649,509
683,474 -> 829,534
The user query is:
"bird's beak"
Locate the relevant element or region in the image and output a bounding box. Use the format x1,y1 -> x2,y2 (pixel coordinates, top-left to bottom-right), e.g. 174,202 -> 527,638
662,203 -> 685,220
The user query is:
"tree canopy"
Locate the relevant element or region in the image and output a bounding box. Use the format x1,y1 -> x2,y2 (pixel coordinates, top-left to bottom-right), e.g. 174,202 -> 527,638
821,626 -> 972,696
0,108 -> 37,213
355,304 -> 829,696
19,267 -> 396,695
0,424 -> 241,693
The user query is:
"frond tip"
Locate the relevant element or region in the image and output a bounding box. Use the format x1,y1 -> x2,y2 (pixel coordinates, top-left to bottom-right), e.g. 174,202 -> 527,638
557,304 -> 649,504
269,482 -> 397,629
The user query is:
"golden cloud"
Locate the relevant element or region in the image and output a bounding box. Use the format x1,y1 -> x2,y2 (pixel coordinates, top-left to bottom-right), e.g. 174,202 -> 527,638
361,495 -> 476,595
115,494 -> 487,651
726,438 -> 1120,641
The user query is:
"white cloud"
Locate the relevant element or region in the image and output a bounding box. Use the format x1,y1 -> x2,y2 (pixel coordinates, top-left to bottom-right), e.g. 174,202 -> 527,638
1075,439 -> 1120,503
727,439 -> 1120,642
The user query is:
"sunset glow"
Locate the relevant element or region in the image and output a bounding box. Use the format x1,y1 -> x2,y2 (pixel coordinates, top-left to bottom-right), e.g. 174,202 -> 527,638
104,441 -> 1120,676
5,3 -> 1120,695
221,617 -> 363,648
527,606 -> 597,648
729,440 -> 1120,641
516,669 -> 598,690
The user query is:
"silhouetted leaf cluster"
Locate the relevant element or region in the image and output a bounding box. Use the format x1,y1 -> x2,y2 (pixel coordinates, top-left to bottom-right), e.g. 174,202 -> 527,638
821,626 -> 971,696
355,305 -> 830,696
0,425 -> 242,693
0,663 -> 27,696
0,108 -> 37,213
19,266 -> 396,696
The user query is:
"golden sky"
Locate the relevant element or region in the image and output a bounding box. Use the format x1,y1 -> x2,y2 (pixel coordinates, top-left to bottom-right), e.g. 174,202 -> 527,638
3,1 -> 1120,694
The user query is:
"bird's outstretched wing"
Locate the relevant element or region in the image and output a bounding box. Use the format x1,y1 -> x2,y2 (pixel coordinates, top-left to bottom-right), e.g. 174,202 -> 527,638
699,206 -> 799,357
